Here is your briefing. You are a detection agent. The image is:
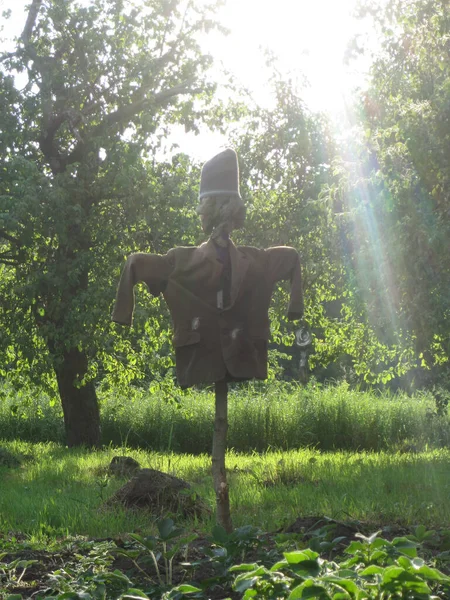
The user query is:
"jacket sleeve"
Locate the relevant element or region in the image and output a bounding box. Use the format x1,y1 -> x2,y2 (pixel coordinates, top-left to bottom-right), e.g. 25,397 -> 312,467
264,246 -> 304,321
112,252 -> 174,326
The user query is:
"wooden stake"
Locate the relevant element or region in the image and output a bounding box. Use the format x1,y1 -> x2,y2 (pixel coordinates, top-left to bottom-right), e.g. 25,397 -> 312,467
212,380 -> 233,533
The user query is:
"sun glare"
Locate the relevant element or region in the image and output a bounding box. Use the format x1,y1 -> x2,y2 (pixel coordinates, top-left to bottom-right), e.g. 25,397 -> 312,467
202,0 -> 366,113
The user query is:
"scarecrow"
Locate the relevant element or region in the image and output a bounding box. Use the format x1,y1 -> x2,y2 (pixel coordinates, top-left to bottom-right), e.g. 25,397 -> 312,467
112,149 -> 304,531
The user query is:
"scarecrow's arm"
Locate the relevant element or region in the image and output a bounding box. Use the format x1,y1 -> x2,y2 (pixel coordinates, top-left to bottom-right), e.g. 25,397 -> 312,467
112,252 -> 173,326
264,246 -> 304,320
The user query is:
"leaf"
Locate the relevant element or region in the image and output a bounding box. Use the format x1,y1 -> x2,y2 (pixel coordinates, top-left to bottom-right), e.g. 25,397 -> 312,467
229,563 -> 261,572
344,541 -> 365,554
157,517 -> 176,540
120,591 -> 150,599
129,533 -> 157,551
288,580 -> 330,599
284,550 -> 320,563
391,537 -> 418,558
322,576 -> 361,594
415,564 -> 450,582
381,566 -> 431,593
172,584 -> 202,592
360,565 -> 384,576
120,588 -> 150,600
270,559 -> 289,571
233,576 -> 259,593
212,524 -> 229,544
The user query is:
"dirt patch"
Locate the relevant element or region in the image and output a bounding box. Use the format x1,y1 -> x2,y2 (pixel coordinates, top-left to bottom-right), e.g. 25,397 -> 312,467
106,468 -> 211,518
284,515 -> 410,542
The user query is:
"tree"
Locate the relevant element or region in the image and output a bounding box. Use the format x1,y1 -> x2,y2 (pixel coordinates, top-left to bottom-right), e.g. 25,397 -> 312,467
0,0 -> 222,446
335,0 -> 450,385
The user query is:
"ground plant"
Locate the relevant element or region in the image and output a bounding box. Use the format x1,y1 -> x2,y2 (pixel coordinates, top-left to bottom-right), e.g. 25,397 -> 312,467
2,520 -> 450,598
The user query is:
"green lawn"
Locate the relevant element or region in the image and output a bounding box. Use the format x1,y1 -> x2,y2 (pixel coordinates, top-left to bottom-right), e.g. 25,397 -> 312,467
1,441 -> 449,540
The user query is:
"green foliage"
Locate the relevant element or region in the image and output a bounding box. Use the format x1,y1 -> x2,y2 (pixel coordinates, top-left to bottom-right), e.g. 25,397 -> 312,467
117,519 -> 198,590
0,0 -> 225,431
2,524 -> 450,599
324,0 -> 450,384
229,531 -> 450,599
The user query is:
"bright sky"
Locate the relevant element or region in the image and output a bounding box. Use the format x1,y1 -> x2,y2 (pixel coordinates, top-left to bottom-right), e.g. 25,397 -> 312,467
174,0 -> 374,159
0,0 -> 374,159
205,0 -> 367,111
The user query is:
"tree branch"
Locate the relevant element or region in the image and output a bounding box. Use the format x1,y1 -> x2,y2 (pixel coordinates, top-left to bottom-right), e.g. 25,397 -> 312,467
0,229 -> 20,246
102,77 -> 198,129
21,0 -> 43,45
63,77 -> 200,168
0,251 -> 22,265
0,51 -> 16,63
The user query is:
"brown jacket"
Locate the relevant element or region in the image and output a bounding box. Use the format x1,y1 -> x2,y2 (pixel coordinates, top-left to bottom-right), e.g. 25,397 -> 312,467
112,239 -> 303,388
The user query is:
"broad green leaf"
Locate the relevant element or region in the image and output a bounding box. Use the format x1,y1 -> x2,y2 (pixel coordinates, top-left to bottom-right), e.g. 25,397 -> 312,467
229,562 -> 261,572
233,576 -> 259,593
157,517 -> 176,539
172,584 -> 202,592
120,591 -> 150,600
284,550 -> 320,563
288,580 -> 330,599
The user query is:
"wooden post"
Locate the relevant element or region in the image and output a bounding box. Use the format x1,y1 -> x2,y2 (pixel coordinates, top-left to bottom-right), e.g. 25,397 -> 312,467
212,380 -> 233,532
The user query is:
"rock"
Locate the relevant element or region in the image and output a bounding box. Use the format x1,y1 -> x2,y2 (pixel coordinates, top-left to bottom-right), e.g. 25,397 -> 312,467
106,468 -> 210,518
109,455 -> 141,477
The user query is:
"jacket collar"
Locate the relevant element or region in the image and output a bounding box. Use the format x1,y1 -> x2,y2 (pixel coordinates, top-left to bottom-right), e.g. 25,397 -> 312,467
196,237 -> 249,308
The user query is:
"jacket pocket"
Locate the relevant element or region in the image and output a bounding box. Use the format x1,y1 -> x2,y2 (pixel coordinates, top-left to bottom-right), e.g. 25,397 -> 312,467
173,330 -> 201,347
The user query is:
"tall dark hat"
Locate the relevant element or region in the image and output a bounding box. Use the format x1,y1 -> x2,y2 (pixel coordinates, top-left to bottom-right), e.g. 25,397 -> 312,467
199,148 -> 241,200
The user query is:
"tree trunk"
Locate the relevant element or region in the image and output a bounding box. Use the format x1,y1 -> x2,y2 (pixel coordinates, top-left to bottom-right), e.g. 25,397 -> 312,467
54,347 -> 101,447
212,380 -> 233,533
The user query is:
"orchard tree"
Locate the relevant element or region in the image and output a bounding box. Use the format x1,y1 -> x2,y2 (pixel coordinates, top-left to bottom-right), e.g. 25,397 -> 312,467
329,0 -> 450,385
362,0 -> 450,375
0,0 -> 222,446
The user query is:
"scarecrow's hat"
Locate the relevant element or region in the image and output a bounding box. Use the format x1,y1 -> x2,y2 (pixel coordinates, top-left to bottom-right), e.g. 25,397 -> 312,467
199,148 -> 241,200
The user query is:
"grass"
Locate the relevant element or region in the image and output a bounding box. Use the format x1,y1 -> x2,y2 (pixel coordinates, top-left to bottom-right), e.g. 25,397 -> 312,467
0,381 -> 449,453
1,440 -> 450,541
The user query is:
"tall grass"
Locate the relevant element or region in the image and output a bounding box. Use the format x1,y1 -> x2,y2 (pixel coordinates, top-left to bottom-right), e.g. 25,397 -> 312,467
0,381 -> 448,452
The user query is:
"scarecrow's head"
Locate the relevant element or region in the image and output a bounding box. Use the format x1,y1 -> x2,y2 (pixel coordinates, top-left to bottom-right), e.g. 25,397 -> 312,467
197,148 -> 246,235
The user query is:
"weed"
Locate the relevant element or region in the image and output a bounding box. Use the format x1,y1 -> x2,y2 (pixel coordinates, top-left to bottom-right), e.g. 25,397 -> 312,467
117,518 -> 198,588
